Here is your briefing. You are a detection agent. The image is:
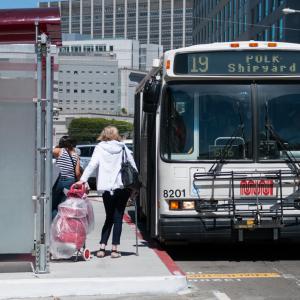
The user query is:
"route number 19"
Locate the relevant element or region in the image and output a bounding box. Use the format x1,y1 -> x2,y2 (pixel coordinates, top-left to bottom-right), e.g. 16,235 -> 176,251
190,55 -> 209,73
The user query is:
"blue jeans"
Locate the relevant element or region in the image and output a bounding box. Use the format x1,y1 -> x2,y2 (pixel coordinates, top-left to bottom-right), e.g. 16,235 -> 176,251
100,189 -> 130,245
52,177 -> 75,219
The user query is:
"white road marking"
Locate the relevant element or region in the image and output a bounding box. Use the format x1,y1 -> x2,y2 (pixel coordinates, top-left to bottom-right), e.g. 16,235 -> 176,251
213,290 -> 231,300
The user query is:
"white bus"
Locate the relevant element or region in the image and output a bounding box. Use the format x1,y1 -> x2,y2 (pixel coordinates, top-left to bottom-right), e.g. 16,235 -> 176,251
134,41 -> 300,243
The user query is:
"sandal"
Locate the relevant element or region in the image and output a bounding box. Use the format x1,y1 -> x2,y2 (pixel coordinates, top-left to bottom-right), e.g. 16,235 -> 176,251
111,250 -> 121,258
96,248 -> 106,258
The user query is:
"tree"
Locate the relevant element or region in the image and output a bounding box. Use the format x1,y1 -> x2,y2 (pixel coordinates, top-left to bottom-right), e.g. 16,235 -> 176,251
68,117 -> 133,143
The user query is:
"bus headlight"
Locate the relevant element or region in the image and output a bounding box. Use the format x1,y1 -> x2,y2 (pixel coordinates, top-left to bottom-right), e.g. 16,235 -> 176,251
169,200 -> 180,210
169,200 -> 195,210
182,201 -> 195,210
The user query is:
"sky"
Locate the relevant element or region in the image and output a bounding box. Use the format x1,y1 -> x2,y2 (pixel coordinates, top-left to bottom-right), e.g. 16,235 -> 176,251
0,0 -> 39,9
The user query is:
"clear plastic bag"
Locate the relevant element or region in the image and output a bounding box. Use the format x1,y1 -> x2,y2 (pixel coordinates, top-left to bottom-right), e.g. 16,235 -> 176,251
50,196 -> 95,259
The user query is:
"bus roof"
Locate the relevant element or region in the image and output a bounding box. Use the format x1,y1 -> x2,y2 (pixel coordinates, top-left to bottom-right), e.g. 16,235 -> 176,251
163,41 -> 300,79
165,41 -> 300,56
0,8 -> 61,46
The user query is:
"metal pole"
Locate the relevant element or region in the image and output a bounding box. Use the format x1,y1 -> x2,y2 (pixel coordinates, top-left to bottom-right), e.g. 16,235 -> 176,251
134,195 -> 139,256
44,41 -> 53,273
35,23 -> 43,274
35,31 -> 50,274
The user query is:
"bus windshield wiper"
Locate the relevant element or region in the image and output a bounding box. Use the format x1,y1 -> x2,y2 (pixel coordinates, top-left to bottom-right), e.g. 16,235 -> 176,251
209,125 -> 244,175
265,123 -> 300,175
264,101 -> 300,176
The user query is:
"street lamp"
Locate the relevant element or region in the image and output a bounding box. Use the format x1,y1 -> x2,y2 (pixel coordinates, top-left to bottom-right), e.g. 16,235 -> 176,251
282,8 -> 300,15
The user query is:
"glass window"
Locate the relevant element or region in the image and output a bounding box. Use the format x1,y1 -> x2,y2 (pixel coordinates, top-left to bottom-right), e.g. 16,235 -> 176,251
265,0 -> 269,17
161,84 -> 252,161
272,0 -> 276,11
264,29 -> 269,40
258,0 -> 262,22
271,23 -> 276,40
258,85 -> 300,160
279,17 -> 284,40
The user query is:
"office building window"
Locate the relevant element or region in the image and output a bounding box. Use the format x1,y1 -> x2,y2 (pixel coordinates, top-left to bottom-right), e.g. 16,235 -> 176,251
272,0 -> 276,11
279,17 -> 284,40
258,1 -> 262,22
265,0 -> 269,17
264,29 -> 269,40
271,23 -> 276,40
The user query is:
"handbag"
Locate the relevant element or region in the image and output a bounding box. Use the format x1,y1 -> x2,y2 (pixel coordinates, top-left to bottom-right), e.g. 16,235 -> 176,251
120,147 -> 141,190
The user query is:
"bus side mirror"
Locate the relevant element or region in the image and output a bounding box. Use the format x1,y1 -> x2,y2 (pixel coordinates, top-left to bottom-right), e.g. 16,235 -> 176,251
142,79 -> 161,113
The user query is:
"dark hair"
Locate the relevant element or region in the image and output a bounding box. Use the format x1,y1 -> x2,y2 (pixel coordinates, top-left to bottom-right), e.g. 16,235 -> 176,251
58,136 -> 76,149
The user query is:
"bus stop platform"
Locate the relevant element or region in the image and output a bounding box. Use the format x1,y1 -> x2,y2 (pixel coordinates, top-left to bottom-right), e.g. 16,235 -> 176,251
0,196 -> 187,299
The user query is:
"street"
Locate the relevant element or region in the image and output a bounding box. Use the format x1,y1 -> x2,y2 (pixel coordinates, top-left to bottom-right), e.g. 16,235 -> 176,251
164,241 -> 300,300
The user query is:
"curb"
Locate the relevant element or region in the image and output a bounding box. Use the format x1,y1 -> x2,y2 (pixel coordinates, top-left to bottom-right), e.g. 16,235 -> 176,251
123,213 -> 186,276
0,276 -> 187,299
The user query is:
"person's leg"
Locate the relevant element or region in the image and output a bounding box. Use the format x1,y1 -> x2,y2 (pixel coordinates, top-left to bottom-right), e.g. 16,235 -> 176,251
111,189 -> 130,256
99,191 -> 115,247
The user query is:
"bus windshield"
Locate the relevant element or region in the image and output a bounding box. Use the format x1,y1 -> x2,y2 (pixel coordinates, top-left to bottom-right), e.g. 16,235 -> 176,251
161,84 -> 253,161
258,84 -> 300,160
161,83 -> 300,162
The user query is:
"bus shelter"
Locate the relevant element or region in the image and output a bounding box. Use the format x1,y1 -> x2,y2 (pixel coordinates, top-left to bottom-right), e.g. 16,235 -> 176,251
0,8 -> 61,273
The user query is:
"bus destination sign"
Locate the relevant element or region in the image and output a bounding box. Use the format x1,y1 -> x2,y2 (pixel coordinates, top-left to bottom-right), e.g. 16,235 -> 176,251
173,51 -> 300,76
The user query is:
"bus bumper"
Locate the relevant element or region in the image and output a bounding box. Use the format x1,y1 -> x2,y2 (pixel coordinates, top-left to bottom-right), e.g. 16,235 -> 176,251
159,216 -> 300,242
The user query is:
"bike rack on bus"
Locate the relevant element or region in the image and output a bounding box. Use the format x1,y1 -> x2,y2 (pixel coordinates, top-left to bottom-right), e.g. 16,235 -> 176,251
193,170 -> 300,241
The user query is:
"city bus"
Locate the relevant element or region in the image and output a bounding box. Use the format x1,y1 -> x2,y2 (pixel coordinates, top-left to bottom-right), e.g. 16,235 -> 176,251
134,41 -> 300,243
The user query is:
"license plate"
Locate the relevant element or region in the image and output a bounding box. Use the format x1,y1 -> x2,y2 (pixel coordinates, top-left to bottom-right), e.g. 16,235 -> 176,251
240,180 -> 274,197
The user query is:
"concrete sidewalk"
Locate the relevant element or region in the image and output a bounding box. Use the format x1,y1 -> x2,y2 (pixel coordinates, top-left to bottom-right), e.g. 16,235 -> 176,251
0,197 -> 187,299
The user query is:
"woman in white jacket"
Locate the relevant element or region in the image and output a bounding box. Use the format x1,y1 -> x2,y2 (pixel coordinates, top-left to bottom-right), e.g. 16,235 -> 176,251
77,126 -> 137,258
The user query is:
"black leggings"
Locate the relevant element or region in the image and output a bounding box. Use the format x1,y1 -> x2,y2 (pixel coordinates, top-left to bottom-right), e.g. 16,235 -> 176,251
100,189 -> 130,245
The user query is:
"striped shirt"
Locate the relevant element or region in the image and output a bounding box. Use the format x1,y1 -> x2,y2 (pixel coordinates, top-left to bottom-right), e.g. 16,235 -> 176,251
56,148 -> 78,179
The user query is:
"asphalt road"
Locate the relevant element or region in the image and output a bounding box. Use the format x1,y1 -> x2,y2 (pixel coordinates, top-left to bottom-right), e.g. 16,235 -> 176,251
163,241 -> 300,300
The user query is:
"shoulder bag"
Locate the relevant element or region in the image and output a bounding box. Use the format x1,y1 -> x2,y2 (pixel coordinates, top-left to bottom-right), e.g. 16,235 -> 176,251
120,147 -> 141,190
66,149 -> 79,180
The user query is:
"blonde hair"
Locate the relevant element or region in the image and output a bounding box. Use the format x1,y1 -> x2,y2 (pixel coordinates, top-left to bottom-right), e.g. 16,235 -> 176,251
97,126 -> 121,142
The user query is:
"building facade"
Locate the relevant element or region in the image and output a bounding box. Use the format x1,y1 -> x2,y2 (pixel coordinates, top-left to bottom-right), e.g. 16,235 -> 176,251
119,68 -> 146,115
193,0 -> 300,44
57,53 -> 119,115
60,37 -> 163,70
56,38 -> 150,116
39,0 -> 193,51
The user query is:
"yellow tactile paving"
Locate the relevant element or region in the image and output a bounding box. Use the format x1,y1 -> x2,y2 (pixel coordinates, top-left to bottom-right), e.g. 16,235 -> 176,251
187,272 -> 281,279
